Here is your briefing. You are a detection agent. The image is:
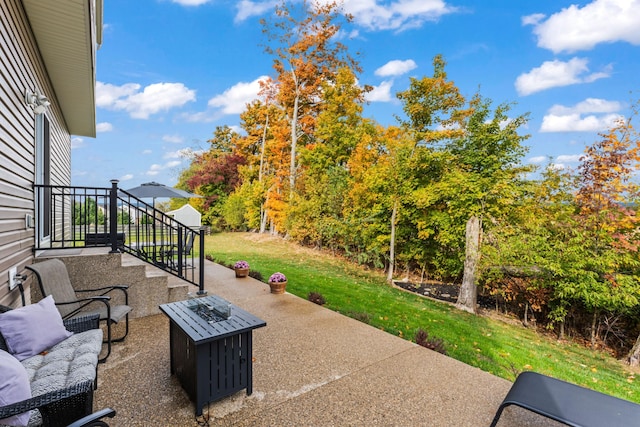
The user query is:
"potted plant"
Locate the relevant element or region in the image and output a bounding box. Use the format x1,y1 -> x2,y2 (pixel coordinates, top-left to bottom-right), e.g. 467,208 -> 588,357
268,272 -> 287,294
233,260 -> 250,278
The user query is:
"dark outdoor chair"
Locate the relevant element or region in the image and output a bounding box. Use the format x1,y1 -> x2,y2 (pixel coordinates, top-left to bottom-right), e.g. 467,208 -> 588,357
26,259 -> 131,363
163,231 -> 195,271
67,408 -> 116,427
0,305 -> 104,427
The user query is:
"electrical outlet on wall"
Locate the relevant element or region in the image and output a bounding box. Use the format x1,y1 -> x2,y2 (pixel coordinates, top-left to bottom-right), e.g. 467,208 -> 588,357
8,267 -> 17,290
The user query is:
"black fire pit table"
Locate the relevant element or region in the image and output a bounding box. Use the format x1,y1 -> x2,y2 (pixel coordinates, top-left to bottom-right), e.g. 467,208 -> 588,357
159,295 -> 266,416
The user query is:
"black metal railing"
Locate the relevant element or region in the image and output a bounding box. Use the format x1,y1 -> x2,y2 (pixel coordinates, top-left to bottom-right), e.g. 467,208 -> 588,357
34,180 -> 205,293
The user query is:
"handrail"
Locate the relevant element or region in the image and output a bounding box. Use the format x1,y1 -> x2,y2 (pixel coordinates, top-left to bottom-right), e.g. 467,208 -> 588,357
33,182 -> 205,293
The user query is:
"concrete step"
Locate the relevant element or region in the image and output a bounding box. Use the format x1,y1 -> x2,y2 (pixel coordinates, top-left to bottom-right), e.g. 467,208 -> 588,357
34,249 -> 190,318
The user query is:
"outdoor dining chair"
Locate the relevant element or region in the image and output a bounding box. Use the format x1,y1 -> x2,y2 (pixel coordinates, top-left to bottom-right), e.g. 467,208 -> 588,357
26,259 -> 131,363
162,231 -> 195,272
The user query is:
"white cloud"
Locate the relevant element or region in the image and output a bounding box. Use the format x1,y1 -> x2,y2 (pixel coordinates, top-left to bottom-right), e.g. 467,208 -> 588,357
119,174 -> 134,181
164,149 -> 194,159
556,154 -> 582,163
171,0 -> 211,6
548,98 -> 622,115
208,76 -> 268,115
235,1 -> 277,22
524,0 -> 640,53
96,82 -> 140,107
526,154 -> 583,172
375,59 -> 417,77
540,98 -> 624,132
515,58 -> 610,96
162,134 -> 184,144
336,28 -> 361,40
145,161 -> 183,177
181,111 -> 221,123
364,80 -> 394,102
521,13 -> 545,26
96,122 -> 113,132
528,156 -> 548,164
96,81 -> 196,119
549,163 -> 567,171
540,113 -> 621,132
142,149 -> 152,155
251,0 -> 457,31
71,137 -> 85,149
336,0 -> 458,31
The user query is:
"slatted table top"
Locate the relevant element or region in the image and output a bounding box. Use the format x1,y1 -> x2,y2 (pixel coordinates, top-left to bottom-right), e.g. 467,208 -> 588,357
160,295 -> 266,343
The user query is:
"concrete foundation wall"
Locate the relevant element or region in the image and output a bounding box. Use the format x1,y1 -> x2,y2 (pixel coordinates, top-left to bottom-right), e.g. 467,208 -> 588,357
30,252 -> 189,318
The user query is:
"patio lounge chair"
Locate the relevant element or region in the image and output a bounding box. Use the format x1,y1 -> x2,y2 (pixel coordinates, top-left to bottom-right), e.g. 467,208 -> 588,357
0,304 -> 103,427
67,408 -> 116,427
26,259 -> 132,363
491,371 -> 640,427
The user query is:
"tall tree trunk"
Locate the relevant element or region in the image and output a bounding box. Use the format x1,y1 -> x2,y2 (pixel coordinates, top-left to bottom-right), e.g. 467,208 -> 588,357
258,113 -> 269,182
259,114 -> 269,234
590,310 -> 598,347
260,207 -> 268,234
289,76 -> 300,199
558,320 -> 565,340
456,215 -> 481,314
627,332 -> 640,367
386,199 -> 398,283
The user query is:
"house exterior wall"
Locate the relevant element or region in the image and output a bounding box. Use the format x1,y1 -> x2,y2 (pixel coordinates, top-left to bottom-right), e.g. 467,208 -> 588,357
0,0 -> 72,307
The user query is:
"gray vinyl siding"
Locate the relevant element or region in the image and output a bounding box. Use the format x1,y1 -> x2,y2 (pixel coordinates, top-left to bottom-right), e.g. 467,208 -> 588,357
0,0 -> 72,307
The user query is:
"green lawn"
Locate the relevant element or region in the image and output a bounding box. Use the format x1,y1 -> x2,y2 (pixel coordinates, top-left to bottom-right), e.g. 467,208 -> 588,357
205,232 -> 639,403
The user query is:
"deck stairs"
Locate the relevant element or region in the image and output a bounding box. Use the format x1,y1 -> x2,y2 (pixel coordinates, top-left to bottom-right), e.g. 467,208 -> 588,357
32,248 -> 191,319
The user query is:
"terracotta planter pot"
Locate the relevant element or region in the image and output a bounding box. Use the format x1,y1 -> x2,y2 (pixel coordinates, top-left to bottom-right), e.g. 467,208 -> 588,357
268,280 -> 287,294
234,268 -> 249,278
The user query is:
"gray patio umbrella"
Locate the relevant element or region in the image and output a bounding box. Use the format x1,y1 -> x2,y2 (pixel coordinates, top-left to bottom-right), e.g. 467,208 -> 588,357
125,181 -> 201,207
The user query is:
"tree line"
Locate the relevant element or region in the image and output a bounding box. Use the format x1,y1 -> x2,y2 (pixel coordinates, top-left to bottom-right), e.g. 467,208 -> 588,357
175,1 -> 640,364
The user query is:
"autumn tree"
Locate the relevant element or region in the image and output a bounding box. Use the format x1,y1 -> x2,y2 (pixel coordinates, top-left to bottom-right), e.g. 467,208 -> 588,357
346,125 -> 419,277
448,97 -> 531,313
261,0 -> 360,200
481,165 -> 579,332
344,125 -> 402,269
184,126 -> 246,228
574,115 -> 640,362
390,55 -> 467,281
290,67 -> 370,247
237,80 -> 286,232
408,90 -> 531,313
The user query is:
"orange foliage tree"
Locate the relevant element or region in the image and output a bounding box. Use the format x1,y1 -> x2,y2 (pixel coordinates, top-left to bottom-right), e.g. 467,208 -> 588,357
261,0 -> 360,201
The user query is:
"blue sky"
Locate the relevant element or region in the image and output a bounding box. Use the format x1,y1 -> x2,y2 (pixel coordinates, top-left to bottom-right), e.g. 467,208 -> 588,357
72,0 -> 640,189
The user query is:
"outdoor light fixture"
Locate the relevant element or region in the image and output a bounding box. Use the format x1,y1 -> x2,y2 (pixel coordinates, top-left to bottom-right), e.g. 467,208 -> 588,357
24,89 -> 50,115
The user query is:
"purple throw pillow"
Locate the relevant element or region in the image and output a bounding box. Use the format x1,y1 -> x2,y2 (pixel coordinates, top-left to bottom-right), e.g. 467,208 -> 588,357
0,296 -> 73,361
0,349 -> 31,426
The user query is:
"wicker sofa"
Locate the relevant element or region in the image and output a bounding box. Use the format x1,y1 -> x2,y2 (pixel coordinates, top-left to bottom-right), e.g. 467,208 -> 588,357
0,305 -> 103,427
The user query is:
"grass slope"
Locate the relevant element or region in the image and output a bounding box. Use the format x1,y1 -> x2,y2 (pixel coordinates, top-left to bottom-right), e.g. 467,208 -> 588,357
205,232 -> 639,403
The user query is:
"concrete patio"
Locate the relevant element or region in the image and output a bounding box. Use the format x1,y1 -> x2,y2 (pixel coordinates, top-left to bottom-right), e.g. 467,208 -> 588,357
93,259 -> 562,426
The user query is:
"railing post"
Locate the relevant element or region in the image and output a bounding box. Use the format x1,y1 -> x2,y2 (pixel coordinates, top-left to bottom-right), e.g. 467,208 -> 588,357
109,179 -> 119,253
197,228 -> 206,296
177,226 -> 183,276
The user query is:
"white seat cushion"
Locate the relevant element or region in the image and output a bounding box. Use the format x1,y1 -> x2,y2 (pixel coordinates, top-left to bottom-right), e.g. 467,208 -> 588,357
15,329 -> 102,427
21,329 -> 102,396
